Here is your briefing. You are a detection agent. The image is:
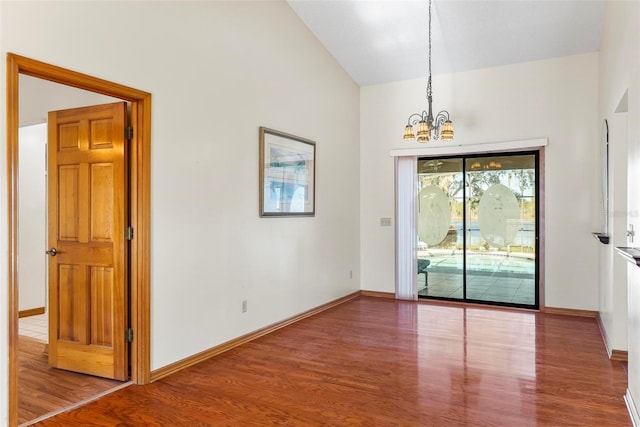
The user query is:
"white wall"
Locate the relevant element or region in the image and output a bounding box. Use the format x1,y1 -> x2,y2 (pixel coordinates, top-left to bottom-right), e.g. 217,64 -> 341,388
18,124 -> 47,312
622,0 -> 640,416
598,0 -> 640,422
361,53 -> 599,310
597,111 -> 628,353
597,0 -> 638,357
0,1 -> 361,422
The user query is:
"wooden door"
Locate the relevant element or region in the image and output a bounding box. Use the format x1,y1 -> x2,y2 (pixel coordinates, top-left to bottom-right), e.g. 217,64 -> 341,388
47,102 -> 129,380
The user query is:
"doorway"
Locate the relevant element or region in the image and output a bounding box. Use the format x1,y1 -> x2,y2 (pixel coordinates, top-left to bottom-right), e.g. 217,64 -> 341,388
17,111 -> 128,423
417,152 -> 539,309
7,53 -> 152,427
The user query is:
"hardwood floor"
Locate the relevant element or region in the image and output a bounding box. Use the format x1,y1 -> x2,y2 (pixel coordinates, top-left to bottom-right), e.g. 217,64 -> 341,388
18,336 -> 125,425
32,297 -> 630,426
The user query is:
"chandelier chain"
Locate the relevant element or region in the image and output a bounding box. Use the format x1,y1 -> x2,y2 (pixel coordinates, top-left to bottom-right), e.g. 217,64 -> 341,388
427,0 -> 432,100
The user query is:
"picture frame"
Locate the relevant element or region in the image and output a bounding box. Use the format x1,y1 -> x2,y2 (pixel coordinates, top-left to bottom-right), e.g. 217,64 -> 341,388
259,127 -> 316,217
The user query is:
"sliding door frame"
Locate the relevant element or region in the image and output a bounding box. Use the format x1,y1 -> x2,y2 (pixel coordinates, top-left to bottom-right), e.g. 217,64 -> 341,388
417,149 -> 542,309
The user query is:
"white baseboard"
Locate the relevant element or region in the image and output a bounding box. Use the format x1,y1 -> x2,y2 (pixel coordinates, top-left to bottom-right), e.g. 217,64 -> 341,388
625,389 -> 640,427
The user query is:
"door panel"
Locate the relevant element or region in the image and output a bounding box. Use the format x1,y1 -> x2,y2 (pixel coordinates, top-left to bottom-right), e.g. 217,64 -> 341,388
48,102 -> 128,380
465,155 -> 536,306
58,165 -> 80,240
417,158 -> 464,299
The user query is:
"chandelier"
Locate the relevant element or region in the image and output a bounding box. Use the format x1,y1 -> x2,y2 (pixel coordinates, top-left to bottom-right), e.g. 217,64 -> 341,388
403,0 -> 453,143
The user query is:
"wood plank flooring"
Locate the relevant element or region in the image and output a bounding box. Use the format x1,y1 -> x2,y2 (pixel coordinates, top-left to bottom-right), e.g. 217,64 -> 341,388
32,297 -> 630,426
18,336 -> 124,425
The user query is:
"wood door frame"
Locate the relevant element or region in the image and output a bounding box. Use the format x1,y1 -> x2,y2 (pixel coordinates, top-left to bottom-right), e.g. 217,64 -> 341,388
6,53 -> 151,426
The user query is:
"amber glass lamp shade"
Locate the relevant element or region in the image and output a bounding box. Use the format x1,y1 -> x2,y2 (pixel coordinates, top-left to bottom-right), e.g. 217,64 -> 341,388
441,120 -> 454,141
403,125 -> 415,140
416,120 -> 430,142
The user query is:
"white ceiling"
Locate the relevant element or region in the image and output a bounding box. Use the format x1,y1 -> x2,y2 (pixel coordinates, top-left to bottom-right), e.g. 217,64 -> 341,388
287,0 -> 606,86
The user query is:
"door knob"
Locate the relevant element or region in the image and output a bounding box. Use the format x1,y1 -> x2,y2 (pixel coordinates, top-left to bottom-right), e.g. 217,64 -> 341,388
45,247 -> 57,257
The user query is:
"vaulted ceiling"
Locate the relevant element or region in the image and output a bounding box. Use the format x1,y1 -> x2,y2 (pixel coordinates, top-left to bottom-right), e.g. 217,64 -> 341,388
19,1 -> 606,126
287,0 -> 605,86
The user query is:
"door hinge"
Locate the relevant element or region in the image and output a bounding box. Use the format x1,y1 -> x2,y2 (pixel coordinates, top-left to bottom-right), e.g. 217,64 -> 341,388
126,328 -> 134,343
126,126 -> 133,140
126,226 -> 134,240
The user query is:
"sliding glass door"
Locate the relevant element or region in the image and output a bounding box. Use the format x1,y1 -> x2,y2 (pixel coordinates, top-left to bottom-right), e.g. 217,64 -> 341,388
417,152 -> 538,308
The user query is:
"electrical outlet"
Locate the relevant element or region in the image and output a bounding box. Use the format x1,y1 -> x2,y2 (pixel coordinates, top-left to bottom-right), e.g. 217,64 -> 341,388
380,217 -> 392,227
242,300 -> 247,313
349,270 -> 353,279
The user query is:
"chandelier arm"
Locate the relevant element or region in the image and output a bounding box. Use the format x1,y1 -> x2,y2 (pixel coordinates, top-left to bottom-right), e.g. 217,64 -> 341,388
407,112 -> 428,126
434,110 -> 450,124
432,111 -> 449,139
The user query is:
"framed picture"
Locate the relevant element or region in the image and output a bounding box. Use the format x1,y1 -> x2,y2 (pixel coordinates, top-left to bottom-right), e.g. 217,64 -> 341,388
259,127 -> 316,217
